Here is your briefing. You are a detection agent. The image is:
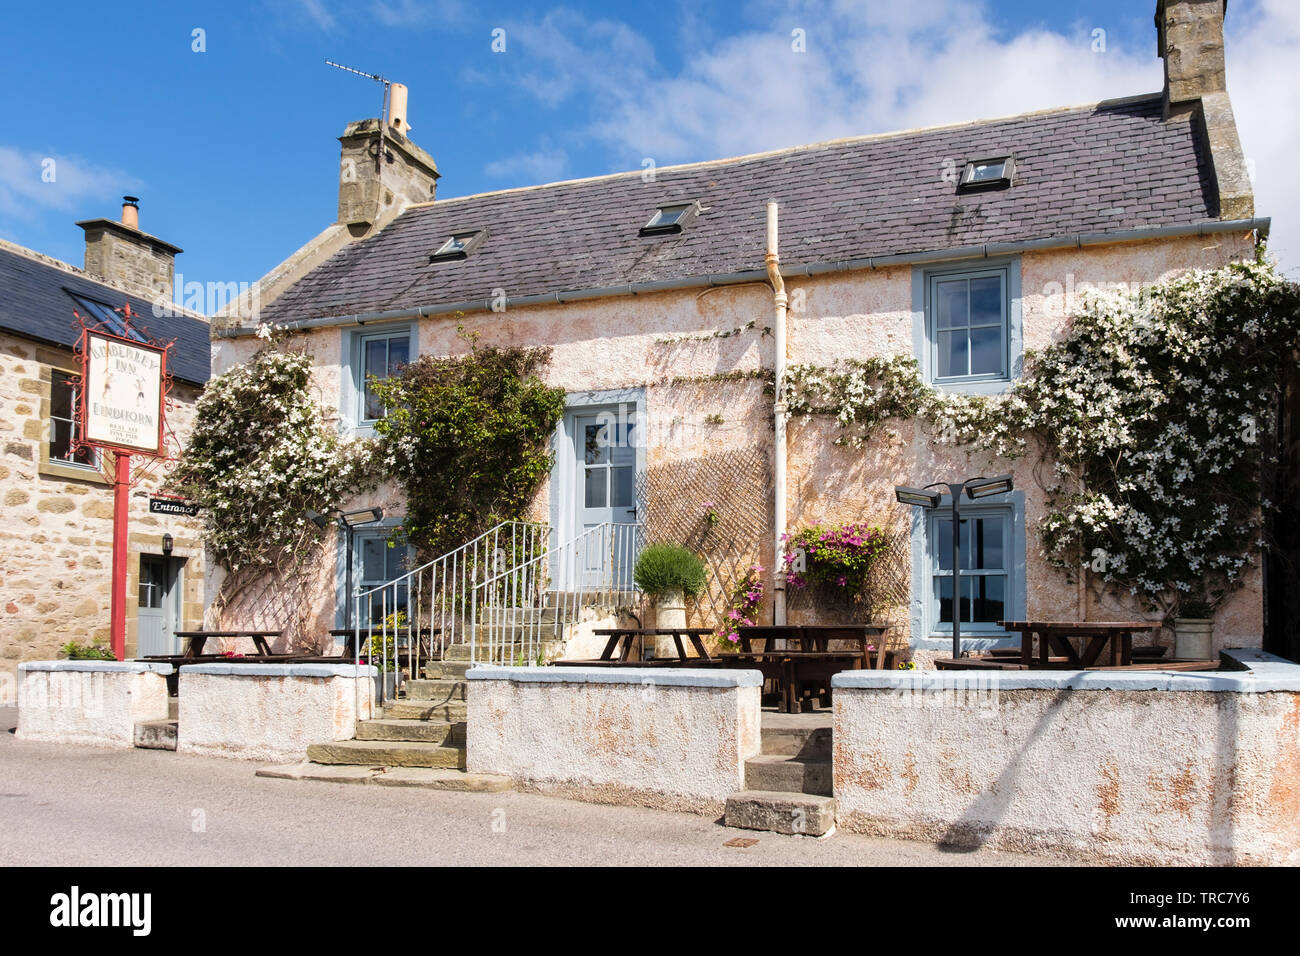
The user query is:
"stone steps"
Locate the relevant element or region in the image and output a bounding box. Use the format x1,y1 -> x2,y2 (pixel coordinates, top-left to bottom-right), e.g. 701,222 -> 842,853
256,763 -> 511,792
743,754 -> 832,796
724,791 -> 837,836
383,699 -> 467,721
423,660 -> 471,680
725,712 -> 837,837
402,678 -> 467,702
355,718 -> 464,745
134,720 -> 178,751
442,640 -> 563,663
306,739 -> 466,769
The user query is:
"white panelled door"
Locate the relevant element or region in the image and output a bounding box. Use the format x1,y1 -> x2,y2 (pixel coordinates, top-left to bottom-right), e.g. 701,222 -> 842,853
575,411 -> 637,588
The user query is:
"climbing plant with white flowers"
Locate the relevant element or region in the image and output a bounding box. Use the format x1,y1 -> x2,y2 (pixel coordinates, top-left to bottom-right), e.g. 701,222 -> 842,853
169,345 -> 374,575
786,255 -> 1300,616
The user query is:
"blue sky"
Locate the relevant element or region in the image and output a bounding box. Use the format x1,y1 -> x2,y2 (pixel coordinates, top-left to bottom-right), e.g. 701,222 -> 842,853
2,0 -> 1296,307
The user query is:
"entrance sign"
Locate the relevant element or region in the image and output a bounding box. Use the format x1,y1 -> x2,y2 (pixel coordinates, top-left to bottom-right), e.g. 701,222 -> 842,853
83,332 -> 165,455
149,497 -> 199,517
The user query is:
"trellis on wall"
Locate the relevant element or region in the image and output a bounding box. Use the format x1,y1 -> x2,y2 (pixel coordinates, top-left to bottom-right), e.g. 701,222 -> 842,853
784,523 -> 912,639
635,445 -> 772,628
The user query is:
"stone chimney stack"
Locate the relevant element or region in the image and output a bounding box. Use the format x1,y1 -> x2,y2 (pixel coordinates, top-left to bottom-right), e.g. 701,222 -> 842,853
1156,0 -> 1253,218
76,197 -> 181,304
337,85 -> 439,236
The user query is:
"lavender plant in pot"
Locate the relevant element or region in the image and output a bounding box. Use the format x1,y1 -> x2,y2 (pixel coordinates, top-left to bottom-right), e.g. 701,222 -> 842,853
633,544 -> 707,658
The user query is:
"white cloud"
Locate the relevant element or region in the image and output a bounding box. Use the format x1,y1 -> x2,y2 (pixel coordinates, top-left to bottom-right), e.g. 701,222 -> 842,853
498,0 -> 1298,272
371,0 -> 469,28
483,147 -> 570,183
1226,0 -> 1300,276
0,147 -> 138,221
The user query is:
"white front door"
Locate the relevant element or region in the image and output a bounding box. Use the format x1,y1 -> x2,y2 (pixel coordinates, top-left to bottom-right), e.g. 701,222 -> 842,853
575,411 -> 637,588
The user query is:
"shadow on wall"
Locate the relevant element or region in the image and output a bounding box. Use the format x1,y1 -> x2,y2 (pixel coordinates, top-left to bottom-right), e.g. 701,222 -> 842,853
936,687 -> 1068,853
208,551 -> 330,654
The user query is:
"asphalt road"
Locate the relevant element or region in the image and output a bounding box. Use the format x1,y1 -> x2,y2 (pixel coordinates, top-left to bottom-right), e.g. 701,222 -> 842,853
0,706 -> 1062,867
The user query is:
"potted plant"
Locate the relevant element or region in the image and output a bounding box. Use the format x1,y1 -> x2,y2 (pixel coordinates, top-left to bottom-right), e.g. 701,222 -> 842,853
361,611 -> 405,701
1173,595 -> 1214,660
633,543 -> 707,658
59,641 -> 117,661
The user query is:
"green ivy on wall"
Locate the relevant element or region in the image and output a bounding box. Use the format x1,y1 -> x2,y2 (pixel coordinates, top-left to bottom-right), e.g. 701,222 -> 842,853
369,342 -> 567,560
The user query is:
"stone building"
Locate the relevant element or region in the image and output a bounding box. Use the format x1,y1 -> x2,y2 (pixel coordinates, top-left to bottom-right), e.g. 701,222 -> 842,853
210,1 -> 1271,663
0,200 -> 210,675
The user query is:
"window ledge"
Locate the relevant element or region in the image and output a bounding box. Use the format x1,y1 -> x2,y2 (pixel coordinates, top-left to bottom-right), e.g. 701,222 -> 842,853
39,459 -> 108,486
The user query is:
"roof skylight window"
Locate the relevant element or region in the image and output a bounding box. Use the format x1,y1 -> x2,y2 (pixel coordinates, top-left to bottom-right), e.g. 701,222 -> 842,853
639,202 -> 698,237
68,291 -> 147,342
959,156 -> 1014,191
430,230 -> 485,262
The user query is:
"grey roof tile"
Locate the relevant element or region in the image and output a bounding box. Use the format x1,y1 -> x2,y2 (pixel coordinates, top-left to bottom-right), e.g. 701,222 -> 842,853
0,246 -> 210,385
264,95 -> 1217,325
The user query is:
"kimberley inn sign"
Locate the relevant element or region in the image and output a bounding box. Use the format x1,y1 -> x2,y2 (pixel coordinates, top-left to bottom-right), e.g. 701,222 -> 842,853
83,331 -> 165,456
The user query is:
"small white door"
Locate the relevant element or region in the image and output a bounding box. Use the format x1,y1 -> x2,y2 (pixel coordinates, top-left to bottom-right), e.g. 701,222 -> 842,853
575,412 -> 637,588
138,556 -> 182,656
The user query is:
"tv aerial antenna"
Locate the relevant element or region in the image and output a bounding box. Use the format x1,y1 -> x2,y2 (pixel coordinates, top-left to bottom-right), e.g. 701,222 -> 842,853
324,58 -> 392,127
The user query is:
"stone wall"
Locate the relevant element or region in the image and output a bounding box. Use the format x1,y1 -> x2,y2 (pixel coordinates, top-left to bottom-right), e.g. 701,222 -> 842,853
16,660 -> 173,748
0,330 -> 205,678
831,649 -> 1300,865
177,662 -> 375,762
466,666 -> 763,813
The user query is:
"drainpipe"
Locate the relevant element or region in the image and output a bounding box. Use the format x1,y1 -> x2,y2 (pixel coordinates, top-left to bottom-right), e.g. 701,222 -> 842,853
767,202 -> 788,626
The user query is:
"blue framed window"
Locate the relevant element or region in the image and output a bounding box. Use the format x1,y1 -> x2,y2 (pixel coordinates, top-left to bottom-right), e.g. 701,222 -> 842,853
344,324 -> 415,431
929,267 -> 1008,383
351,528 -> 413,629
913,258 -> 1021,392
908,492 -> 1026,647
930,508 -> 1011,632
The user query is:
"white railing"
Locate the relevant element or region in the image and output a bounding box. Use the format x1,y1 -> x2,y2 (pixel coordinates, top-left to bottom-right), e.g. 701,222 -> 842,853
351,520 -> 549,703
472,522 -> 643,665
350,520 -> 644,702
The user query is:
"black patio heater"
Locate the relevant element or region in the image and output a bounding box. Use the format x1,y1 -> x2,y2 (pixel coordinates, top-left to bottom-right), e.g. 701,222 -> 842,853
894,475 -> 1013,660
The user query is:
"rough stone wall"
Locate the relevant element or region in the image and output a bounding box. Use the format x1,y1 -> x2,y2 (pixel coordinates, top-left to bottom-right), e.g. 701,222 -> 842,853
466,669 -> 763,813
211,232 -> 1264,659
80,226 -> 175,305
16,662 -> 172,749
833,679 -> 1300,865
176,665 -> 374,762
0,330 -> 205,677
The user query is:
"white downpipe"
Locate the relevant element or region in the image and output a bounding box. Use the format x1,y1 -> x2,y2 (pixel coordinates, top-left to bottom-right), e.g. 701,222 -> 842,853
767,202 -> 789,626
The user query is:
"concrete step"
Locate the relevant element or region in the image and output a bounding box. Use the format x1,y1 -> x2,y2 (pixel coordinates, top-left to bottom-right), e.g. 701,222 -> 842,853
305,739 -> 466,769
402,679 -> 467,702
168,698 -> 179,720
355,718 -> 465,745
134,720 -> 177,751
744,755 -> 833,795
444,640 -> 563,663
423,660 -> 471,680
257,762 -> 512,792
760,720 -> 832,758
383,699 -> 467,721
724,791 -> 837,837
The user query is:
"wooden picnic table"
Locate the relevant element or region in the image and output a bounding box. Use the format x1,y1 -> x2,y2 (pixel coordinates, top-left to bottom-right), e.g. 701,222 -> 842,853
997,620 -> 1161,669
173,630 -> 283,658
553,627 -> 718,666
724,624 -> 892,713
328,626 -> 440,662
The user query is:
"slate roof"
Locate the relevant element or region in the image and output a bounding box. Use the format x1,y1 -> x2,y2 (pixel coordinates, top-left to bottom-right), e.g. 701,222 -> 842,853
0,244 -> 210,385
263,94 -> 1218,325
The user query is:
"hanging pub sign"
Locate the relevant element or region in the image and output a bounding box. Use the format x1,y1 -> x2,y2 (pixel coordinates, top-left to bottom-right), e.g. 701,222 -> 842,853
81,331 -> 166,456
